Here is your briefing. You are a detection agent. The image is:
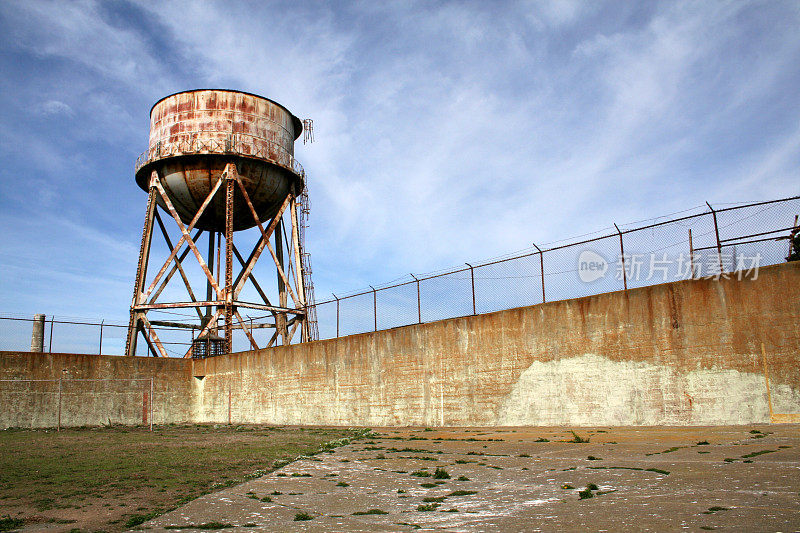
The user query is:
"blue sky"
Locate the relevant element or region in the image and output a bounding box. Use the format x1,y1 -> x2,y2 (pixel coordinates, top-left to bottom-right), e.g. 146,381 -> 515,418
1,0 -> 799,328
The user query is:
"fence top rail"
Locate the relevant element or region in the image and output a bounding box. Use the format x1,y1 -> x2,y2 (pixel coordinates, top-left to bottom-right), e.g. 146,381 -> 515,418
311,194 -> 800,306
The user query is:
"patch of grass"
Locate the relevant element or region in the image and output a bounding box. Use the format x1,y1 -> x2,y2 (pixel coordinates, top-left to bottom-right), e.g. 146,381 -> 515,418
534,437 -> 550,442
260,496 -> 272,502
702,506 -> 729,514
578,489 -> 593,499
443,508 -> 458,512
336,481 -> 349,487
568,431 -> 589,443
423,496 -> 447,503
125,510 -> 162,528
587,466 -> 669,475
352,509 -> 388,515
294,512 -> 313,521
741,449 -> 775,459
420,483 -> 437,488
587,456 -> 601,461
457,475 -> 470,481
749,430 -> 762,434
290,473 -> 311,477
416,503 -> 439,512
447,490 -> 478,497
164,523 -> 233,530
397,489 -> 407,494
411,470 -> 431,477
697,441 -> 710,445
0,516 -> 24,532
724,458 -> 736,463
518,453 -> 530,457
270,491 -> 282,495
561,484 -> 574,490
433,467 -> 450,479
586,483 -> 599,491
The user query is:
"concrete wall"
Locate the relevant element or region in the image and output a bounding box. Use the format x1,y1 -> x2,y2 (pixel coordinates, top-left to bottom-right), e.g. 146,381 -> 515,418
194,262 -> 800,426
0,352 -> 193,428
2,262 -> 798,428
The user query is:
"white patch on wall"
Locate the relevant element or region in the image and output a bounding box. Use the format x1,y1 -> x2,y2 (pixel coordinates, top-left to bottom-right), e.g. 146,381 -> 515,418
497,353 -> 800,426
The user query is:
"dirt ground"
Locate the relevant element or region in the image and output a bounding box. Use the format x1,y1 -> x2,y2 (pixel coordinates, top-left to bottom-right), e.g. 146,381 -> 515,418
140,425 -> 800,532
0,425 -> 361,532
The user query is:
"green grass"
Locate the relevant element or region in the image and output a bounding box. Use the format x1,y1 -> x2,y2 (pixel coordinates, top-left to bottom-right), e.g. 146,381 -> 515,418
433,467 -> 450,479
0,425 -> 361,532
294,512 -> 313,521
568,431 -> 589,443
578,489 -> 593,499
336,481 -> 350,487
411,470 -> 431,477
741,449 -> 776,459
447,490 -> 477,497
164,522 -> 233,530
352,509 -> 388,515
422,496 -> 447,503
416,503 -> 439,511
457,475 -> 470,481
0,516 -> 24,532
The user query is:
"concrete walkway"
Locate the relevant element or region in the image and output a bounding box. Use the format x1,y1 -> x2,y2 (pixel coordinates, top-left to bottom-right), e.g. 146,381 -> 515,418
141,426 -> 800,532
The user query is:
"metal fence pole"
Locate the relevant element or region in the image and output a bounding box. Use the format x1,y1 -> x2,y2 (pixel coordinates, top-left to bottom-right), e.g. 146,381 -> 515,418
99,320 -> 104,355
706,202 -> 724,274
410,274 -> 422,324
532,243 -> 545,303
465,263 -> 476,315
48,316 -> 54,353
688,229 -> 695,279
614,224 -> 628,290
369,285 -> 377,332
333,294 -> 340,338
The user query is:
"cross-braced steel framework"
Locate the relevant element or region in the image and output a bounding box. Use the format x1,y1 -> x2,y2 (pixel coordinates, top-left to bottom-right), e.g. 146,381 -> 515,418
125,163 -> 310,357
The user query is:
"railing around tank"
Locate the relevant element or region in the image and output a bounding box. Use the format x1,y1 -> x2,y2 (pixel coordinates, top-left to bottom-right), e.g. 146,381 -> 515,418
134,133 -> 304,177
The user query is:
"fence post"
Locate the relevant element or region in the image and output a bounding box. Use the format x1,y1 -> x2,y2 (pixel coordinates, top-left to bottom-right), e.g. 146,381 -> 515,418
48,316 -> 54,353
706,202 -> 724,274
532,243 -> 545,303
410,274 -> 422,324
99,320 -> 104,355
465,263 -> 476,315
332,294 -> 340,338
369,285 -> 377,332
614,224 -> 627,290
688,229 -> 695,279
57,378 -> 62,431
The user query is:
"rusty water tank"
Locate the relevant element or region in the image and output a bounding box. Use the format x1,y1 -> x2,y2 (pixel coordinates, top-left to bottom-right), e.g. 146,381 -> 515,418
134,89 -> 303,231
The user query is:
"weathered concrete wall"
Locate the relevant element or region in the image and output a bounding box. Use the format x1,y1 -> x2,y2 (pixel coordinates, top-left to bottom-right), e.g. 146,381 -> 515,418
194,262 -> 800,426
0,352 -> 193,428
2,263 -> 798,428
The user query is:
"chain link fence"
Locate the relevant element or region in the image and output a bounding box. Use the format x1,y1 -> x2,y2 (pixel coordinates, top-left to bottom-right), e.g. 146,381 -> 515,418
1,196 -> 798,352
310,196 -> 799,339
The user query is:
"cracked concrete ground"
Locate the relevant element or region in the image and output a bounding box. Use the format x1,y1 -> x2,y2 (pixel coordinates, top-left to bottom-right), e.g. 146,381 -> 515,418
140,425 -> 800,532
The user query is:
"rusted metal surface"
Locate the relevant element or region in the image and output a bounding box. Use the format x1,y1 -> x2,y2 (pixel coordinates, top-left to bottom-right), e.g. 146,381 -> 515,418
134,90 -> 304,232
126,90 -> 314,358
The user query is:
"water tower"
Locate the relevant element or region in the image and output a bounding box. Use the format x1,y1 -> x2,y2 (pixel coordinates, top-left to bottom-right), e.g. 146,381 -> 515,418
125,89 -> 316,357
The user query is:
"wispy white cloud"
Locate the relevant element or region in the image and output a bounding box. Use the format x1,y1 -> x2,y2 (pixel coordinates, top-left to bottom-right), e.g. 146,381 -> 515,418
0,0 -> 798,319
